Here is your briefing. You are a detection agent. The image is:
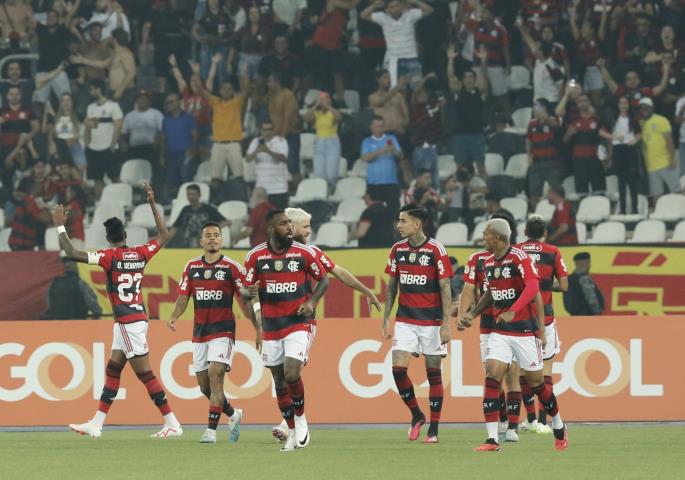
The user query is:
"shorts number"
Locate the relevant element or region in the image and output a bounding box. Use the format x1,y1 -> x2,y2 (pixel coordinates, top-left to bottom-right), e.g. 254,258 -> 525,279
117,273 -> 143,302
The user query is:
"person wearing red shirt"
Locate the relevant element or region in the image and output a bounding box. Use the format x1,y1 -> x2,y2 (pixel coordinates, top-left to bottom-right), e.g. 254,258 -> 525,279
463,218 -> 568,452
8,178 -> 50,251
569,1 -> 608,107
235,187 -> 276,247
598,58 -> 669,109
0,85 -> 39,184
546,185 -> 578,245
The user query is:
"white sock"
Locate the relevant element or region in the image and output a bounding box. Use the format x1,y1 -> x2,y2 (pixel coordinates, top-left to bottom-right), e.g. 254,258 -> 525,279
164,412 -> 180,427
91,411 -> 107,428
486,421 -> 499,441
205,428 -> 217,438
229,410 -> 240,422
279,419 -> 288,429
289,428 -> 296,436
551,414 -> 563,430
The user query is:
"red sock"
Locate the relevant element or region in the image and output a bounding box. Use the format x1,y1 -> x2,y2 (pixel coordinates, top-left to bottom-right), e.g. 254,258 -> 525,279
483,378 -> 501,422
506,391 -> 522,429
276,387 -> 295,429
532,382 -> 559,417
539,376 -> 553,424
137,370 -> 172,416
208,405 -> 221,430
392,366 -> 421,417
98,360 -> 123,414
427,368 -> 443,425
287,378 -> 305,417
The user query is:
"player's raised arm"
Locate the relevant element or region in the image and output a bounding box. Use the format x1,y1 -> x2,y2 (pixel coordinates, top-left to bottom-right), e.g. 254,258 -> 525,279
144,183 -> 170,246
331,265 -> 382,312
382,276 -> 398,340
52,204 -> 89,263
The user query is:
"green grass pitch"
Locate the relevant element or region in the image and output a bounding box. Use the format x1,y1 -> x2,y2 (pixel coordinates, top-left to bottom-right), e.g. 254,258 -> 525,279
0,425 -> 682,480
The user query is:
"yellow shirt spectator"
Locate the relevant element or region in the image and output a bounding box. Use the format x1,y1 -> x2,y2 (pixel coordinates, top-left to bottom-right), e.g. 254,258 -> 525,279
640,113 -> 672,173
314,110 -> 339,138
208,94 -> 243,142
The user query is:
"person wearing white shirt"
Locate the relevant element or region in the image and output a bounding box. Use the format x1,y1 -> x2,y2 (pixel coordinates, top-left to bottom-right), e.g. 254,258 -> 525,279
84,79 -> 123,198
86,0 -> 130,39
361,0 -> 433,88
246,121 -> 289,209
520,26 -> 564,107
121,91 -> 164,167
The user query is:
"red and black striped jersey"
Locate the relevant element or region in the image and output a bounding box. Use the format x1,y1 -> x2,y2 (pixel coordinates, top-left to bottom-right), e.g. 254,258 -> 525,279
385,238 -> 453,327
516,240 -> 568,325
463,250 -> 496,334
521,0 -> 561,31
469,22 -> 510,67
93,240 -> 161,324
482,247 -> 540,336
570,115 -> 600,160
527,118 -> 560,162
614,85 -> 654,108
575,37 -> 601,66
243,241 -> 324,340
177,255 -> 245,343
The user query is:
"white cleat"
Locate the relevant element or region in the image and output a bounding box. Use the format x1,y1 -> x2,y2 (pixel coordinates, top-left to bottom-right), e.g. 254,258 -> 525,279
524,419 -> 538,432
69,421 -> 102,438
151,425 -> 183,438
536,423 -> 553,434
280,429 -> 298,452
199,429 -> 217,443
519,419 -> 529,431
228,409 -> 243,443
294,414 -> 310,449
498,421 -> 508,434
505,429 -> 520,442
272,421 -> 289,444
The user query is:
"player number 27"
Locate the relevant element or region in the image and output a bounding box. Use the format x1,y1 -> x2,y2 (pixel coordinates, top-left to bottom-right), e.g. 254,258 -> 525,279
118,273 -> 143,302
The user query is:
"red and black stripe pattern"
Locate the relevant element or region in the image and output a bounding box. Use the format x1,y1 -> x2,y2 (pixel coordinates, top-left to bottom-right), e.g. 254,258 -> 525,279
472,23 -> 510,67
463,250 -> 496,334
527,118 -> 560,163
571,115 -> 600,160
8,196 -> 43,249
575,37 -> 601,67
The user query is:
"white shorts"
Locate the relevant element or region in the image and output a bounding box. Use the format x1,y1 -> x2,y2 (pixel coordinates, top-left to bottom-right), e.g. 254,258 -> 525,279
543,320 -> 561,360
304,324 -> 317,365
485,332 -> 543,372
193,337 -> 235,373
112,322 -> 148,359
261,330 -> 311,367
392,322 -> 447,357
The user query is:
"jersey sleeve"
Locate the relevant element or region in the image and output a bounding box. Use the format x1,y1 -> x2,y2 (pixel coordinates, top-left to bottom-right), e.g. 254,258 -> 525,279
93,248 -> 113,270
554,248 -> 569,279
316,248 -> 336,273
518,254 -> 540,282
463,254 -> 478,284
177,262 -> 192,296
137,239 -> 161,261
243,252 -> 258,287
304,248 -> 325,281
384,245 -> 398,277
435,245 -> 453,280
230,262 -> 246,292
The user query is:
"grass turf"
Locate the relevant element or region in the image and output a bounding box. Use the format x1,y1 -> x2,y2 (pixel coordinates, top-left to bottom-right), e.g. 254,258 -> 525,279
0,425 -> 682,480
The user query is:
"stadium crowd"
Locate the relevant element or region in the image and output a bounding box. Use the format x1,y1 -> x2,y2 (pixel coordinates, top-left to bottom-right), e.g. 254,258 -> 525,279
1,0 -> 685,251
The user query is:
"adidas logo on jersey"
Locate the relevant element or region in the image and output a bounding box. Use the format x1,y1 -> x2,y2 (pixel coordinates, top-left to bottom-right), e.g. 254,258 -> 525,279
193,272 -> 200,278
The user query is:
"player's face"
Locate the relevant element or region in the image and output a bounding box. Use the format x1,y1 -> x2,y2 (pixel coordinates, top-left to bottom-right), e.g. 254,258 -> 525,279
200,226 -> 222,253
271,214 -> 294,241
482,226 -> 498,253
292,220 -> 311,243
397,211 -> 419,238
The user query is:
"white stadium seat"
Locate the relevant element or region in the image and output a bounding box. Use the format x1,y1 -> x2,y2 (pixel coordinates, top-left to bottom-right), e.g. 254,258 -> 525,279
120,159 -> 152,186
218,200 -> 249,238
85,224 -> 109,249
195,160 -> 226,182
587,221 -> 626,244
338,157 -> 348,178
331,177 -> 367,202
470,221 -> 487,243
438,154 -> 457,181
125,226 -> 149,246
331,198 -> 367,224
435,222 -> 469,246
243,158 -> 257,183
290,178 -> 328,204
175,182 -> 210,204
91,202 -> 125,228
576,222 -> 587,244
0,229 -> 9,251
300,133 -> 315,161
101,183 -> 133,210
484,153 -> 504,176
349,159 -> 368,178
168,201 -> 186,226
562,176 -> 580,202
314,222 -> 348,247
512,107 -> 532,129
221,226 -> 232,248
650,194 -> 685,222
609,194 -> 648,223
504,153 -> 529,180
628,219 -> 666,243
669,221 -> 685,242
605,175 -> 619,202
517,222 -> 526,241
577,196 -> 610,225
534,199 -> 555,222
343,89 -> 360,113
45,229 -> 60,251
128,203 -> 163,229
501,197 -> 528,222
508,66 -> 531,90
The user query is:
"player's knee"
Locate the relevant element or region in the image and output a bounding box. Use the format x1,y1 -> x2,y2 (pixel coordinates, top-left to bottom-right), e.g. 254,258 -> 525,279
200,386 -> 211,398
136,370 -> 155,383
105,360 -> 124,378
283,370 -> 300,384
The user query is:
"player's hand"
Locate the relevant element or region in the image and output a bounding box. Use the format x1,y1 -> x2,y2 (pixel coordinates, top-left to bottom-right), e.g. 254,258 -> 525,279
144,182 -> 155,204
167,318 -> 177,331
366,292 -> 382,312
51,204 -> 69,227
381,321 -> 392,340
498,310 -> 516,323
440,324 -> 451,345
457,311 -> 473,331
247,284 -> 259,298
297,301 -> 315,317
449,301 -> 459,317
540,332 -> 548,349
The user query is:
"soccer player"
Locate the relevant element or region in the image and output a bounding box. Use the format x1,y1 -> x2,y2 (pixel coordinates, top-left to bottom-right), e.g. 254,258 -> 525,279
516,215 -> 568,434
271,207 -> 382,442
243,210 -> 329,452
383,204 -> 453,443
51,184 -> 182,438
167,222 -> 252,443
462,219 -> 567,451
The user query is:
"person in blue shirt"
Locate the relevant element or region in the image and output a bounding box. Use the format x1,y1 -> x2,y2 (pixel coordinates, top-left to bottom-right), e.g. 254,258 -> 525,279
161,92 -> 197,201
360,115 -> 404,217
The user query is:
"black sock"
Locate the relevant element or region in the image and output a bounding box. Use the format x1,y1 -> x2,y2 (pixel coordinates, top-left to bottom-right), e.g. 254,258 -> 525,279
539,408 -> 548,425
553,426 -> 566,440
427,422 -> 438,437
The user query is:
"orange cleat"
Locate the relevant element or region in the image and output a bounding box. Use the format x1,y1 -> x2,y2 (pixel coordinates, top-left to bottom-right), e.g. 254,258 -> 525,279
474,439 -> 501,452
554,425 -> 569,451
407,415 -> 425,441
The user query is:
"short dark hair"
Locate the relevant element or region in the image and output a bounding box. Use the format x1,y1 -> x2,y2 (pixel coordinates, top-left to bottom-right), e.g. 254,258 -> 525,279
90,79 -> 106,93
268,72 -> 283,86
534,98 -> 551,114
525,216 -> 547,240
417,168 -> 431,177
104,217 -> 126,243
111,28 -> 129,46
186,184 -> 201,195
371,115 -> 385,123
539,41 -> 554,58
201,222 -> 222,236
7,85 -> 20,94
366,188 -> 384,202
400,204 -> 429,223
375,69 -> 389,80
266,209 -> 286,224
549,185 -> 566,198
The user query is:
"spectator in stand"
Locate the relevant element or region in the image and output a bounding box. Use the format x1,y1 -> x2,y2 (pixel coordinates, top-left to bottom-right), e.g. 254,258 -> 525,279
199,63 -> 250,199
597,58 -> 669,108
245,120 -> 290,209
446,46 -> 488,179
546,185 -> 577,246
563,93 -> 605,196
160,92 -> 197,200
569,0 -> 607,107
0,61 -> 35,108
526,98 -> 562,210
533,25 -> 570,81
121,91 -> 163,166
404,169 -> 439,206
272,0 -> 306,38
229,5 -> 269,81
46,259 -> 102,320
0,0 -> 33,44
676,92 -> 685,175
519,26 -> 565,107
617,13 -> 657,72
639,97 -> 680,202
46,94 -> 86,176
443,163 -> 488,226
76,23 -> 109,83
360,115 -> 403,218
8,178 -> 50,251
234,186 -> 275,247
168,183 -> 229,248
266,72 -> 300,188
348,188 -> 395,248
368,70 -> 409,146
84,79 -> 123,199
45,156 -> 83,204
303,91 -> 342,189
361,0 -> 433,88
409,73 -> 444,189
599,96 -> 642,215
85,0 -> 130,40
520,0 -> 561,37
258,34 -> 303,92
30,8 -> 74,106
356,0 -> 387,84
644,26 -> 683,100
563,252 -> 604,316
193,0 -> 234,87
1,86 -> 39,190
61,183 -> 86,242
415,0 -> 451,84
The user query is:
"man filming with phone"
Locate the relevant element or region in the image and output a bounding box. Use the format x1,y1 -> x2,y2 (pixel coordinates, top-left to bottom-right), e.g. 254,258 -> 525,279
245,120 -> 289,209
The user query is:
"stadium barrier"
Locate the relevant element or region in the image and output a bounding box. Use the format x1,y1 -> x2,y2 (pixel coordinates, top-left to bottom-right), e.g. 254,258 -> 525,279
1,315 -> 683,425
